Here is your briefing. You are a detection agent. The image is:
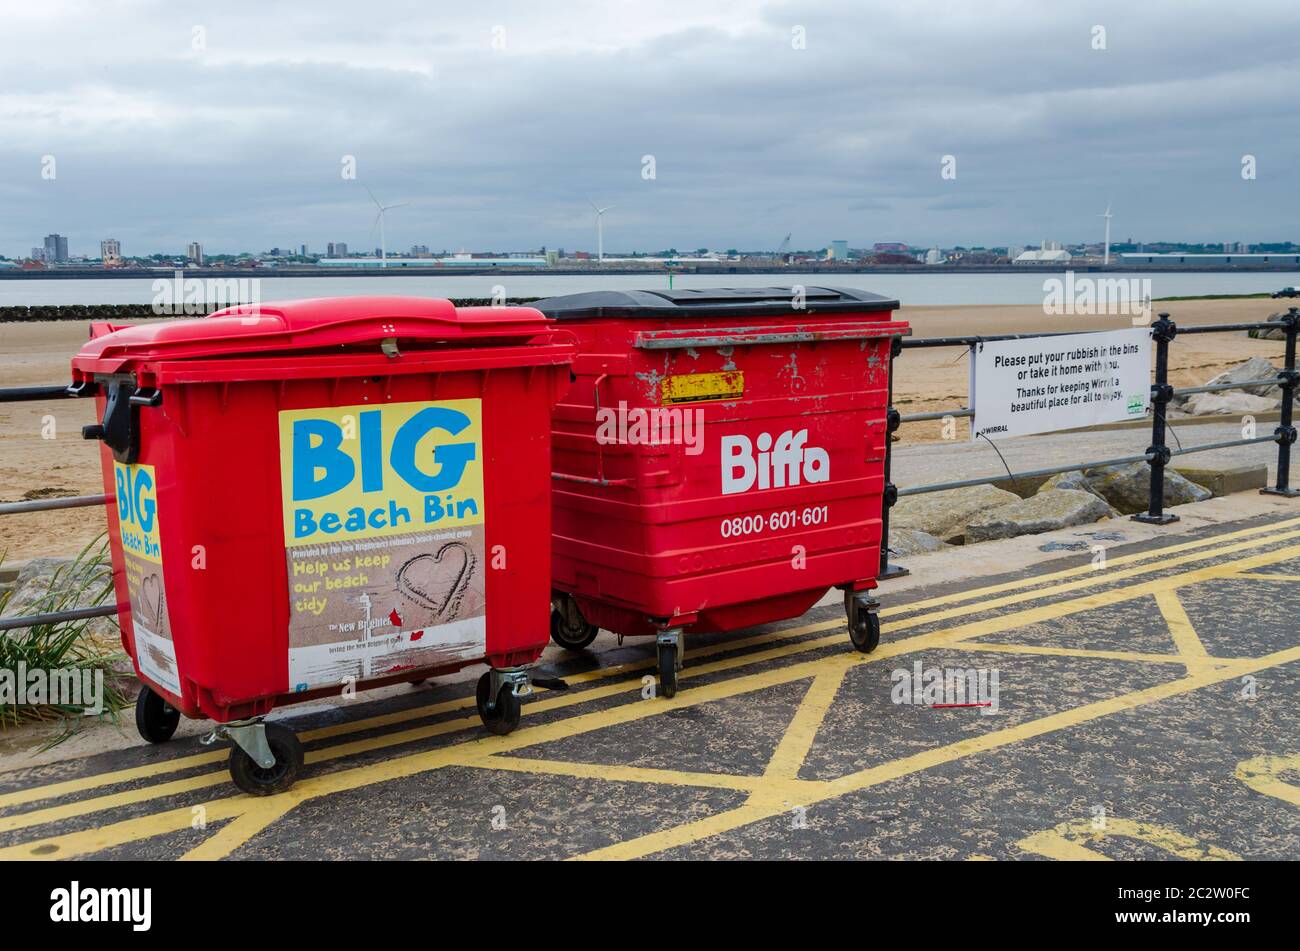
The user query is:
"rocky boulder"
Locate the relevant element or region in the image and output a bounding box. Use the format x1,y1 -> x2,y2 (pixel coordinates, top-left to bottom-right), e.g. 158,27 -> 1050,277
887,528 -> 947,557
1081,462 -> 1212,515
1,554 -> 118,649
1037,470 -> 1120,516
890,483 -> 1021,544
1247,312 -> 1292,342
1181,390 -> 1279,417
965,489 -> 1112,543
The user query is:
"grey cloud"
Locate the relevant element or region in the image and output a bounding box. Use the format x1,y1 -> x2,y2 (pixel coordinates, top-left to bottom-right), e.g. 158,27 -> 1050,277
1,0 -> 1297,256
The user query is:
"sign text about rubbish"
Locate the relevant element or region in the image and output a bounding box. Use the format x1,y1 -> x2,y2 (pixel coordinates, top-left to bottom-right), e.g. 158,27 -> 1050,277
970,328 -> 1151,440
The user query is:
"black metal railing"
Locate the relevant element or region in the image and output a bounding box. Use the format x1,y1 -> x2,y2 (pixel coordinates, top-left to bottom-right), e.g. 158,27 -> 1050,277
877,309 -> 1300,576
1,310 -> 1297,625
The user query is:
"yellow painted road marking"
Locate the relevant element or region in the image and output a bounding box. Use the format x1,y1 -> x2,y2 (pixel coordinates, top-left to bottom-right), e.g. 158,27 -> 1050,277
481,757 -> 780,795
573,645 -> 1298,860
882,516 -> 1300,618
1235,753 -> 1300,808
8,535 -> 1300,851
4,527 -> 1299,859
1154,589 -> 1213,673
1234,572 -> 1300,582
5,517 -> 1289,815
762,670 -> 847,782
944,641 -> 1232,667
877,527 -> 1300,632
179,799 -> 298,861
0,622 -> 834,813
9,537 -> 1298,862
1017,818 -> 1242,861
4,522 -> 1293,816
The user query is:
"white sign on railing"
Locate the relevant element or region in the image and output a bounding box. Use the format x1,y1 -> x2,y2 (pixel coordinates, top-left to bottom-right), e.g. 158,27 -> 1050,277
970,328 -> 1151,440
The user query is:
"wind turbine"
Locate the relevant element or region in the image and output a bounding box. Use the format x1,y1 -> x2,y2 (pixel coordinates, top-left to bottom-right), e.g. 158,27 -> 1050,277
588,198 -> 614,263
1100,201 -> 1113,266
366,186 -> 409,268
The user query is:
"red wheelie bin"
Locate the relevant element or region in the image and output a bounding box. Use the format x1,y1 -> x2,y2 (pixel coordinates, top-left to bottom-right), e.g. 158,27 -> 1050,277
535,286 -> 909,695
70,297 -> 573,794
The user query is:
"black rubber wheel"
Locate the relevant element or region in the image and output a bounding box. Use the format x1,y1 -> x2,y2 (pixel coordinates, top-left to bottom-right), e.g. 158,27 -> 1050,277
134,686 -> 180,744
848,609 -> 881,653
228,723 -> 303,796
549,608 -> 598,651
476,672 -> 521,735
657,644 -> 678,698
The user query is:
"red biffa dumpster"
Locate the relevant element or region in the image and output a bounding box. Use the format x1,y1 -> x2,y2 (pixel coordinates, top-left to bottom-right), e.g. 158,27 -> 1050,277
537,287 -> 908,696
70,297 -> 573,794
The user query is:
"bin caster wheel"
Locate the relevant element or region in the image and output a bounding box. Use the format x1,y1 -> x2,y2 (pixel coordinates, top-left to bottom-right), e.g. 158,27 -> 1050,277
135,686 -> 180,744
846,597 -> 881,654
657,644 -> 678,699
476,672 -> 521,736
550,608 -> 598,651
228,723 -> 303,797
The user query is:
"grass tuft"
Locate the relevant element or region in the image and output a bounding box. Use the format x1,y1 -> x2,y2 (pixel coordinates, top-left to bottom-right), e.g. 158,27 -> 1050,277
0,535 -> 131,746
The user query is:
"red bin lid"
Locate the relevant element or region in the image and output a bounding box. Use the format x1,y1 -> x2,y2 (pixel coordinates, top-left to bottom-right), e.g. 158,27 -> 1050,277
71,297 -> 555,374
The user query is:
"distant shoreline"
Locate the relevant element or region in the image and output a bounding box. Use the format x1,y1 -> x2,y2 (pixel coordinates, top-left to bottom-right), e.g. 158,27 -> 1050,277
4,263 -> 1300,280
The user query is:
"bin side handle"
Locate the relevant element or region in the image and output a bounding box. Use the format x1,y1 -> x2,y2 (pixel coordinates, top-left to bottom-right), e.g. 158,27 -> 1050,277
550,372 -> 637,488
633,324 -> 909,350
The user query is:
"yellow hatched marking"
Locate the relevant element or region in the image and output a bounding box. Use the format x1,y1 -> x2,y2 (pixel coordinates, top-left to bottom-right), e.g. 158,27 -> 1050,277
0,623 -> 831,814
762,670 -> 847,782
4,530 -> 1299,860
882,516 -> 1300,618
179,799 -> 297,861
4,522 -> 1294,816
573,646 -> 1294,861
1235,753 -> 1300,808
1154,589 -> 1213,673
944,641 -> 1226,666
1017,818 -> 1242,861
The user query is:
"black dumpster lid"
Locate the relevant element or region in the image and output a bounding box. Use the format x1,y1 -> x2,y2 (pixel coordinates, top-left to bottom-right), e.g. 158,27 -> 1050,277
528,286 -> 900,319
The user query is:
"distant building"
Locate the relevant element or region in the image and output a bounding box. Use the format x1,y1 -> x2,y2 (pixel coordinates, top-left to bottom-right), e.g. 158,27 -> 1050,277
44,234 -> 69,262
924,247 -> 944,265
317,257 -> 548,268
299,244 -> 308,256
187,242 -> 204,265
1013,248 -> 1072,264
829,240 -> 849,262
30,246 -> 48,262
326,242 -> 349,257
1118,252 -> 1300,266
100,239 -> 122,265
873,242 -> 909,252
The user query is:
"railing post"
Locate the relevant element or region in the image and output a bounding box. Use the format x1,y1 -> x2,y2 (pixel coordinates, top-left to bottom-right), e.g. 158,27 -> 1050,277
1134,312 -> 1179,525
879,334 -> 909,579
1262,306 -> 1300,498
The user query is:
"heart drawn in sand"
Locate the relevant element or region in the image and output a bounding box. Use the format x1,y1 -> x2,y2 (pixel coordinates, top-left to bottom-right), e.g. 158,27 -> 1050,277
396,542 -> 476,623
139,573 -> 166,631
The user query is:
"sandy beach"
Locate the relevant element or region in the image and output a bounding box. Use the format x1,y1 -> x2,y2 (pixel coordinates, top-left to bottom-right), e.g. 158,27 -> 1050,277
0,298 -> 1289,561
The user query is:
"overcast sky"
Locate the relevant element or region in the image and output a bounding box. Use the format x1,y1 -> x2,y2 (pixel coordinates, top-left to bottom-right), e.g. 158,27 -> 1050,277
2,0 -> 1297,257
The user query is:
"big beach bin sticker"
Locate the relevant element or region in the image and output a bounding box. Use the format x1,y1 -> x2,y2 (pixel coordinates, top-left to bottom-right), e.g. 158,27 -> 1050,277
114,462 -> 181,696
278,399 -> 487,690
